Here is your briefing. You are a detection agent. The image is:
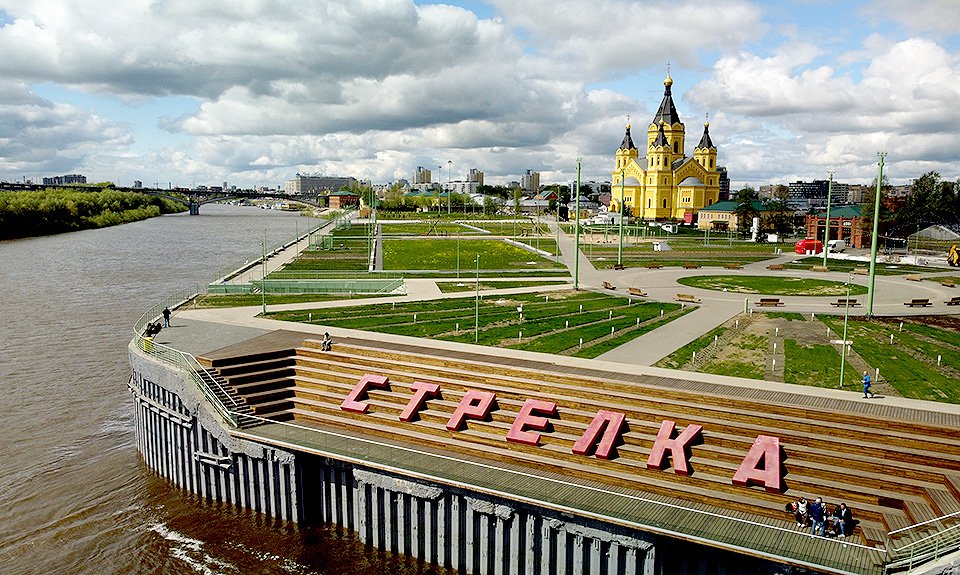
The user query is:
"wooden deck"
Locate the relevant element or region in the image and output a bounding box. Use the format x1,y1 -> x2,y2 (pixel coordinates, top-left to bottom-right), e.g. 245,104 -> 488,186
199,330 -> 960,574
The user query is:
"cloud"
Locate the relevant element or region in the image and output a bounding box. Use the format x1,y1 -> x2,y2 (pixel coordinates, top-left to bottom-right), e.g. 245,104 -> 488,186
864,0 -> 960,36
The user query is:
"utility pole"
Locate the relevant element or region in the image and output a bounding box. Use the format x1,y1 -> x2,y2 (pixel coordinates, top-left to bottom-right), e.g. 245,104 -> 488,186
574,158 -> 582,290
867,152 -> 886,317
618,169 -> 625,267
822,171 -> 834,267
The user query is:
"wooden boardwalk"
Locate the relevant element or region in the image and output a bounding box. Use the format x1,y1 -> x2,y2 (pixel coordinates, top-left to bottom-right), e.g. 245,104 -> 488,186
200,330 -> 960,574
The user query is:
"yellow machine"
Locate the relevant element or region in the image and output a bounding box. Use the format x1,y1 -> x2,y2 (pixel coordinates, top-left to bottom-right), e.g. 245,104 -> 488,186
948,245 -> 960,266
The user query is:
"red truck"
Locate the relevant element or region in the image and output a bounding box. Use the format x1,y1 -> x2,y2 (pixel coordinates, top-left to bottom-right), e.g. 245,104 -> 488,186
794,238 -> 823,254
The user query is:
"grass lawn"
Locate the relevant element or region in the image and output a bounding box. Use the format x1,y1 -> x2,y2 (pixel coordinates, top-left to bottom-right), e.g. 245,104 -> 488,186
285,224 -> 373,271
468,221 -> 549,235
784,257 -> 932,275
819,316 -> 960,403
382,238 -> 563,271
268,290 -> 683,357
700,333 -> 767,379
676,275 -> 868,296
782,339 -> 862,388
436,280 -> 568,293
380,221 -> 485,235
513,237 -> 559,256
655,325 -> 728,369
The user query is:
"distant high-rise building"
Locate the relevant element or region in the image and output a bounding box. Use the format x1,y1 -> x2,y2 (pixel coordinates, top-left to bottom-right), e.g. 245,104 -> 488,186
718,167 -> 730,201
284,174 -> 358,194
42,174 -> 87,186
521,170 -> 540,192
468,168 -> 484,186
133,180 -> 143,189
414,166 -> 432,185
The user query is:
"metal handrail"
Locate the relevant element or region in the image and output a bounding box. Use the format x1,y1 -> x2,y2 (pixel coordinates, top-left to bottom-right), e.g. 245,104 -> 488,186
885,513 -> 960,570
888,509 -> 960,536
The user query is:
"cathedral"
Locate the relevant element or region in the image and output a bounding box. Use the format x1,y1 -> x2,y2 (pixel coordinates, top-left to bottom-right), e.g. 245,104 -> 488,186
610,72 -> 720,223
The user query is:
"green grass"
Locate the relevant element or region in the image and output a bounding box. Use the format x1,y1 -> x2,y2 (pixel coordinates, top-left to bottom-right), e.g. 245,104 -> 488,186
676,275 -> 868,296
700,333 -> 767,379
819,316 -> 960,402
592,257 -> 772,269
380,222 -> 484,235
782,339 -> 862,388
784,257 -> 932,275
655,325 -> 728,369
382,238 -> 563,271
468,221 -> 549,235
572,311 -> 690,358
512,238 -> 559,256
436,280 -> 568,293
765,312 -> 806,321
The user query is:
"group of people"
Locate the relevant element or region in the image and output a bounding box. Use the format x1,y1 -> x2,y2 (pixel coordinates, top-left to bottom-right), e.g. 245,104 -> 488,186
786,497 -> 854,538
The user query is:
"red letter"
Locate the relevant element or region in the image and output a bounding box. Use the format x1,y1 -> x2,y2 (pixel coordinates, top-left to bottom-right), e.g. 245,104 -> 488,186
399,381 -> 440,422
506,399 -> 557,445
572,410 -> 625,459
340,374 -> 389,413
446,390 -> 496,430
732,435 -> 783,492
646,420 -> 702,476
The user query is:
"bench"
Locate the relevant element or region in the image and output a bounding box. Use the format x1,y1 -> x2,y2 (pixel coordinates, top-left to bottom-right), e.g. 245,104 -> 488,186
904,298 -> 932,307
905,274 -> 922,282
754,298 -> 784,307
723,263 -> 743,270
675,293 -> 701,303
613,263 -> 625,271
942,278 -> 955,288
602,281 -> 616,291
766,264 -> 785,271
682,263 -> 701,269
644,262 -> 663,269
853,267 -> 868,275
830,299 -> 861,307
628,287 -> 648,297
811,265 -> 830,272
945,297 -> 960,306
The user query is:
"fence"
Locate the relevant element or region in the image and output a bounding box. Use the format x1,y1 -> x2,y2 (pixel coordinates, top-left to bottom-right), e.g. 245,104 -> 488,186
885,510 -> 960,572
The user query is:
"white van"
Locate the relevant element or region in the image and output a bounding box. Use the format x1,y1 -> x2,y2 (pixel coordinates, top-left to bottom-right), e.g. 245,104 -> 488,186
827,239 -> 847,253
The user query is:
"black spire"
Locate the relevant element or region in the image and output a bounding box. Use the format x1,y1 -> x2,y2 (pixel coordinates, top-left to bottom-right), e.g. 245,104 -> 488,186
652,73 -> 682,126
697,120 -> 715,150
619,123 -> 637,151
651,121 -> 669,148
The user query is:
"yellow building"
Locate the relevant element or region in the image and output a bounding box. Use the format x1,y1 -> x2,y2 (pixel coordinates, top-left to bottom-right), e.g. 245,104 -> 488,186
611,73 -> 720,223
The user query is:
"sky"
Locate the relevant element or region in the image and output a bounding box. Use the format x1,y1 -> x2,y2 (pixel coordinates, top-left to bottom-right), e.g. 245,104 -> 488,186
0,0 -> 958,190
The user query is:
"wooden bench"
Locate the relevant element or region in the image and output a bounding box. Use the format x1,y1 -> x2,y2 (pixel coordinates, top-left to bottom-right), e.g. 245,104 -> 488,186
643,262 -> 663,269
602,281 -> 616,290
942,278 -> 956,288
682,263 -> 701,269
754,298 -> 784,307
674,293 -> 701,303
613,263 -> 625,271
723,263 -> 743,270
830,298 -> 861,307
945,297 -> 960,306
904,298 -> 932,307
905,274 -> 922,282
811,265 -> 830,272
766,264 -> 785,271
853,267 -> 868,275
628,287 -> 648,297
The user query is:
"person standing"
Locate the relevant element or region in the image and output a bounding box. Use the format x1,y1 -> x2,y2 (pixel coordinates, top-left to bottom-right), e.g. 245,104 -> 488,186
796,497 -> 809,528
862,370 -> 875,398
810,497 -> 826,536
162,307 -> 171,328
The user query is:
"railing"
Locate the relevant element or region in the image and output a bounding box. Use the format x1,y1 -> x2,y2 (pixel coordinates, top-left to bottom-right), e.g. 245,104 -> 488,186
885,510 -> 960,571
132,285 -> 241,427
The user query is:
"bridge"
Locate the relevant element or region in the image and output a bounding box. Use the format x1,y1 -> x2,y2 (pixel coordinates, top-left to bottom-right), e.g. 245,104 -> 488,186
0,182 -> 324,214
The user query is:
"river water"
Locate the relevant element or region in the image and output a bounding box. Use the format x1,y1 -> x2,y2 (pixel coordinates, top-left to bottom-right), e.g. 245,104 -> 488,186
0,205 -> 441,575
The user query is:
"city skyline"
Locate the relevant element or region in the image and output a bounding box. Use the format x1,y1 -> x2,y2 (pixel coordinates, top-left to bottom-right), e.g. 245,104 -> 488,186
1,0 -> 958,189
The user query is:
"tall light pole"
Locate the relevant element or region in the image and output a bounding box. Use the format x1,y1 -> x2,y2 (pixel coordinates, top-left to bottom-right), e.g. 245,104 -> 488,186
260,229 -> 267,315
618,169 -> 625,267
574,157 -> 582,290
867,152 -> 886,317
447,160 -> 452,214
475,254 -> 481,342
839,274 -> 852,387
822,170 -> 834,267
438,165 -> 442,214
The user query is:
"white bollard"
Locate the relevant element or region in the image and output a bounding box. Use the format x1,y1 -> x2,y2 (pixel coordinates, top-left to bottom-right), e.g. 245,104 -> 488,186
392,302 -> 396,309
899,322 -> 903,332
565,320 -> 569,329
579,337 -> 583,348
736,319 -> 740,328
714,335 -> 718,345
611,326 -> 615,334
774,342 -> 777,352
890,334 -> 894,344
811,312 -> 815,319
519,331 -> 522,340
938,355 -> 942,367
309,313 -> 312,322
637,318 -> 640,326
413,313 -> 417,323
773,358 -> 776,370
609,310 -> 613,319
660,309 -> 664,316
776,327 -> 779,336
580,304 -> 583,314
693,351 -> 696,362
456,322 -> 459,334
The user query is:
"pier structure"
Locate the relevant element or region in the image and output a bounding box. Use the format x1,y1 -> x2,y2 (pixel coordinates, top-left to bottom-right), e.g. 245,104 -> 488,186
129,319 -> 960,575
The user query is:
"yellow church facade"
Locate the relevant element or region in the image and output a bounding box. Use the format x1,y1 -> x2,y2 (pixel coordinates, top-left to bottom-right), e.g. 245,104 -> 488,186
610,74 -> 720,223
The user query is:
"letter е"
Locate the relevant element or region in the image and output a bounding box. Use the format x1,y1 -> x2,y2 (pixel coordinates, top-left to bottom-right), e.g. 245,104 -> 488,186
340,374 -> 389,413
506,399 -> 557,445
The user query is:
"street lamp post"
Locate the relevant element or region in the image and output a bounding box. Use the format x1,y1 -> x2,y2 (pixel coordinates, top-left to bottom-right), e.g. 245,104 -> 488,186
867,152 -> 886,317
475,254 -> 481,342
457,235 -> 461,279
839,274 -> 852,387
260,230 -> 267,315
447,160 -> 452,214
618,169 -> 625,267
574,158 -> 582,290
822,171 -> 834,267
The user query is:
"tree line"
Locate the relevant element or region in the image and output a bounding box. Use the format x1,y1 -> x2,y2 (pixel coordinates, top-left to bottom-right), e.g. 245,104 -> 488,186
0,188 -> 186,240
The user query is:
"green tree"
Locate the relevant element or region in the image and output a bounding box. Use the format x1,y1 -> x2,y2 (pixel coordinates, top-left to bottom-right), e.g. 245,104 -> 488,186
734,187 -> 760,237
512,187 -> 523,217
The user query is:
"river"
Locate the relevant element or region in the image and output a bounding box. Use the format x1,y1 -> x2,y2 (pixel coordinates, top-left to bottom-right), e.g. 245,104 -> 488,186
0,204 -> 443,575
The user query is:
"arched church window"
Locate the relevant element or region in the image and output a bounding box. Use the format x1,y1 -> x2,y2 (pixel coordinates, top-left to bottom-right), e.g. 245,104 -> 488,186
662,198 -> 667,209
673,141 -> 678,154
710,158 -> 714,168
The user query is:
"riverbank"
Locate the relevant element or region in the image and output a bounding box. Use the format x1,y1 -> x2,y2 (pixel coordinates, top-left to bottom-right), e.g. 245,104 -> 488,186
0,187 -> 186,240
